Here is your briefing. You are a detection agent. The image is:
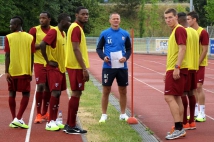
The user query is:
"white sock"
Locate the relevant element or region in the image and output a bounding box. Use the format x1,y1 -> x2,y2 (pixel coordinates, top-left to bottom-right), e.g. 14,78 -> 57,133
194,103 -> 199,116
200,105 -> 205,114
120,113 -> 127,118
101,114 -> 107,119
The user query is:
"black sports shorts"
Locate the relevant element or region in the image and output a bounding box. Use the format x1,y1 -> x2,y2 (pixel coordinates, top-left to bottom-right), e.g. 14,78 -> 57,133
102,68 -> 128,86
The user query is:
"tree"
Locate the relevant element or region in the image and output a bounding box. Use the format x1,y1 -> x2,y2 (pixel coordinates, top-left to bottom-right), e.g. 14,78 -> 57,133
113,0 -> 141,18
146,0 -> 160,37
138,0 -> 146,37
0,0 -> 20,35
0,0 -> 100,35
204,0 -> 214,25
193,0 -> 210,27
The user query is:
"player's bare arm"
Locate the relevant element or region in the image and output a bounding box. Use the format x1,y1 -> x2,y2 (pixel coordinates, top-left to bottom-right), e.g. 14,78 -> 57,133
72,42 -> 89,82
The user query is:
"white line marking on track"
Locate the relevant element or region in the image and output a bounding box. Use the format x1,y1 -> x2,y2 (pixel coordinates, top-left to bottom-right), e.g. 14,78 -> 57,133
133,63 -> 165,75
204,88 -> 214,94
0,73 -> 4,77
206,115 -> 214,121
25,85 -> 37,142
128,74 -> 164,94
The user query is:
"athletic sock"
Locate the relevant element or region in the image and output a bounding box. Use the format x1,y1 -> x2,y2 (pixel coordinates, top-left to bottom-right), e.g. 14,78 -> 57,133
200,105 -> 205,114
181,96 -> 188,124
42,91 -> 51,116
49,96 -> 59,122
195,103 -> 199,116
9,96 -> 16,120
68,96 -> 80,127
188,95 -> 196,123
175,122 -> 182,130
35,92 -> 43,114
17,96 -> 29,119
66,99 -> 71,125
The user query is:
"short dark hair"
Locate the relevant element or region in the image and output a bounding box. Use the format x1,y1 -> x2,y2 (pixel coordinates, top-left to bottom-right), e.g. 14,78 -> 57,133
11,16 -> 23,26
109,12 -> 120,19
177,12 -> 187,24
57,13 -> 69,23
75,6 -> 87,14
187,11 -> 199,22
41,11 -> 51,18
177,12 -> 186,18
164,8 -> 177,16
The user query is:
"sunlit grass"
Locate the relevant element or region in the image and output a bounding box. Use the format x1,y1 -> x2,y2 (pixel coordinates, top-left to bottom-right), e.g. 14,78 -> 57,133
66,75 -> 142,142
0,54 -> 4,64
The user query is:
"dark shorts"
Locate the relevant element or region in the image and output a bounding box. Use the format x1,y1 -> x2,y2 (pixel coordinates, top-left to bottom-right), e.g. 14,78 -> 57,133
67,68 -> 85,91
34,63 -> 47,84
164,69 -> 187,96
46,65 -> 66,91
197,66 -> 205,84
184,70 -> 197,92
102,68 -> 128,86
8,75 -> 31,92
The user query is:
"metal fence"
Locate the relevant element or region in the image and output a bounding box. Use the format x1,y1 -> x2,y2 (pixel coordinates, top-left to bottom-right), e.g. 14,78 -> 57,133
1,36 -> 214,56
0,36 -> 4,50
87,37 -> 170,54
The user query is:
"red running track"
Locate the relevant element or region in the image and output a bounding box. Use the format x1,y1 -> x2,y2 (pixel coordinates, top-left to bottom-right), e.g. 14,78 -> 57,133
88,52 -> 214,142
0,74 -> 83,141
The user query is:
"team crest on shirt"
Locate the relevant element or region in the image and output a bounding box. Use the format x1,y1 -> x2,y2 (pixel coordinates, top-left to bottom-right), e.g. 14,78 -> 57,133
55,83 -> 59,87
36,77 -> 39,82
78,83 -> 82,88
122,36 -> 125,40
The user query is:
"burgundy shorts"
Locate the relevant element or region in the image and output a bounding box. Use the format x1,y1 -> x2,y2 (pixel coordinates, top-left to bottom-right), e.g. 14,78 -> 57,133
46,65 -> 66,91
8,75 -> 31,92
184,70 -> 197,92
34,63 -> 47,84
164,69 -> 187,96
197,66 -> 205,84
67,68 -> 85,91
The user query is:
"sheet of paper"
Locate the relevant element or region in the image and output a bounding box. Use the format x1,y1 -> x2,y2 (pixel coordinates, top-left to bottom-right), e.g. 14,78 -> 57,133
110,51 -> 124,68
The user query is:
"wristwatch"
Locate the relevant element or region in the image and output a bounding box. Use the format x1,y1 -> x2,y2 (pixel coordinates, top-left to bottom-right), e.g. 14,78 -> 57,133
175,65 -> 180,69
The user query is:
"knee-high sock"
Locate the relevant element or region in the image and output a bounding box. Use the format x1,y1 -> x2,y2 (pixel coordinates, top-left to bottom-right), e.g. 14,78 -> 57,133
181,96 -> 188,124
55,97 -> 60,120
42,91 -> 51,116
17,96 -> 29,119
35,92 -> 43,114
48,96 -> 59,122
66,99 -> 71,125
9,96 -> 16,120
68,96 -> 80,127
188,95 -> 196,123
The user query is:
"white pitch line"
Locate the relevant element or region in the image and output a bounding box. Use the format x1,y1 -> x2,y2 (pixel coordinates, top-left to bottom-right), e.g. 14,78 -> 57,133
206,115 -> 214,121
133,63 -> 165,75
131,75 -> 214,121
0,73 -> 4,77
204,88 -> 214,94
25,85 -> 37,142
128,74 -> 164,94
